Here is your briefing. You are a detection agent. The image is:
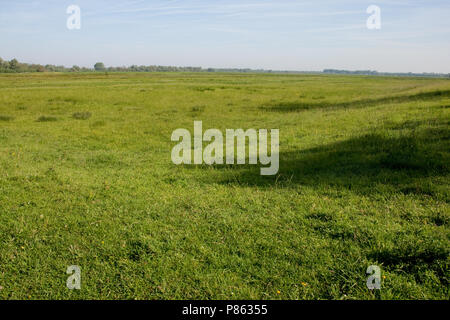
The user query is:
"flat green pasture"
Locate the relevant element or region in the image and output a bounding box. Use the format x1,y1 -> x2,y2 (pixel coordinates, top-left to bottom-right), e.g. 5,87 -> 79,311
0,72 -> 448,299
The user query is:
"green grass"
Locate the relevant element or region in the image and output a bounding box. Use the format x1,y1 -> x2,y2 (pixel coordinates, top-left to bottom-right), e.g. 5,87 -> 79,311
0,115 -> 15,121
0,72 -> 448,300
72,112 -> 92,120
36,115 -> 58,122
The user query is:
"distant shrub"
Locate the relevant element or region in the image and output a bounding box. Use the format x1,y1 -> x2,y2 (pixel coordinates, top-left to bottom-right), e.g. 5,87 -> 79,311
37,115 -> 57,122
0,115 -> 14,121
72,112 -> 92,120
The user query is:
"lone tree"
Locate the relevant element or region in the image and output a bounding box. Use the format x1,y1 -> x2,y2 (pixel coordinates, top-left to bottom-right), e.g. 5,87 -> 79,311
94,62 -> 105,71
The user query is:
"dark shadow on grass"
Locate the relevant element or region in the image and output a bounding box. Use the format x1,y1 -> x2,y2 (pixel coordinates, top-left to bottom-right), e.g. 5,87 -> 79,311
368,245 -> 448,271
209,121 -> 449,198
261,89 -> 450,112
367,242 -> 449,286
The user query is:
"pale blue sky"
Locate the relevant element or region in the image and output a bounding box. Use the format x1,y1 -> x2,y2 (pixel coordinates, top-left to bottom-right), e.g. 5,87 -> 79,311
1,0 -> 449,72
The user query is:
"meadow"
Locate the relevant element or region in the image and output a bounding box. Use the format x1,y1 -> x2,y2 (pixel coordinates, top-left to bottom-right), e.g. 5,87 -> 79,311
0,72 -> 448,299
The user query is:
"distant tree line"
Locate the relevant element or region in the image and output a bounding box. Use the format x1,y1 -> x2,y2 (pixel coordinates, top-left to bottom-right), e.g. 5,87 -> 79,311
0,57 -> 46,73
1,57 -> 449,78
323,69 -> 450,78
0,57 -> 204,73
0,57 -> 90,73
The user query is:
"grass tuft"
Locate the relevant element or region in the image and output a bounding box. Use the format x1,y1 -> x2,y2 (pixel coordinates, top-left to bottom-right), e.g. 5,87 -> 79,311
72,111 -> 92,120
36,115 -> 57,122
0,115 -> 14,121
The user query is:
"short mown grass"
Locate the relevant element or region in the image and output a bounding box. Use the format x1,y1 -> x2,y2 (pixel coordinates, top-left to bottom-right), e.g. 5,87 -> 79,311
0,72 -> 448,300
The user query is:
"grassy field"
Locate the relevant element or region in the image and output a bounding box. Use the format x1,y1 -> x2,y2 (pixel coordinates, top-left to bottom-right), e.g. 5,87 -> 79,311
0,72 -> 449,300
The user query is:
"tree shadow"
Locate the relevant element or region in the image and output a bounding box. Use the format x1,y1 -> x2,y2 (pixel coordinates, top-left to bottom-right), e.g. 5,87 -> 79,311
261,89 -> 450,112
367,241 -> 448,286
214,120 -> 449,198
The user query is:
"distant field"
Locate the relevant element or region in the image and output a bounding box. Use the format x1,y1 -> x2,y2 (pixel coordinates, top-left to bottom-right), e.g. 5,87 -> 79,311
0,72 -> 448,299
